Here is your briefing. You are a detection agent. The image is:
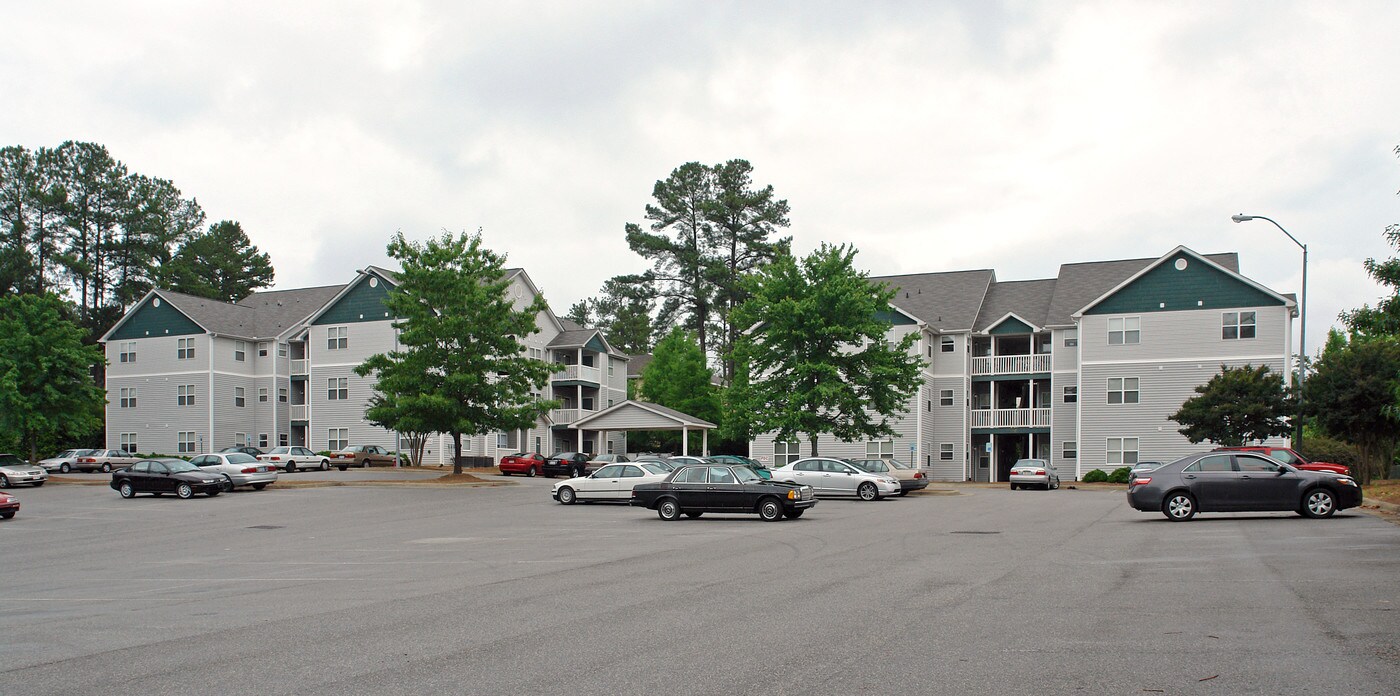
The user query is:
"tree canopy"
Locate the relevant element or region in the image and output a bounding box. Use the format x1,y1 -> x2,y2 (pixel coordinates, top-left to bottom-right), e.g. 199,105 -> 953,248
1169,364 -> 1294,446
566,277 -> 656,355
729,243 -> 923,456
1302,333 -> 1400,484
0,293 -> 106,462
355,231 -> 559,474
1341,145 -> 1400,337
157,220 -> 275,302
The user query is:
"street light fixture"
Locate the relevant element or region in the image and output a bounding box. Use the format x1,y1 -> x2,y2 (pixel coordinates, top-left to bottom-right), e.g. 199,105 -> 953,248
1232,213 -> 1308,448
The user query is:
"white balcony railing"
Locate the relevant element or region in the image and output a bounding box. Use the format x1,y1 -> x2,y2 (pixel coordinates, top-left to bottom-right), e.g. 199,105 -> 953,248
971,353 -> 1052,376
290,404 -> 308,421
291,359 -> 308,375
550,408 -> 598,425
553,364 -> 602,384
970,408 -> 1052,429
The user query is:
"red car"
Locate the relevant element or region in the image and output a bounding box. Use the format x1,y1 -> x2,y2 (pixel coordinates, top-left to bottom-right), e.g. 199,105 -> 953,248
0,491 -> 18,519
499,452 -> 546,477
1215,446 -> 1349,475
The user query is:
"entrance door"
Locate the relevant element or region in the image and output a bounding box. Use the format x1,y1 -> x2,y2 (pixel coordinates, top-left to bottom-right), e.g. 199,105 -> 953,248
995,435 -> 1027,482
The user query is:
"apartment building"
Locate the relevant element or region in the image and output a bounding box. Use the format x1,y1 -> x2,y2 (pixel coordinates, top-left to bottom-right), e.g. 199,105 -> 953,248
101,267 -> 629,463
749,246 -> 1297,482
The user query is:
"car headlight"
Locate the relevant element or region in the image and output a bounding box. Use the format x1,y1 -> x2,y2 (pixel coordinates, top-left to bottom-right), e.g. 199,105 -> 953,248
1336,477 -> 1357,487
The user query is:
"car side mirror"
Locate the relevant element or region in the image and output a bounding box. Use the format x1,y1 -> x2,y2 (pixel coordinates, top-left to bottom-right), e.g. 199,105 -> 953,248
1277,468 -> 1287,476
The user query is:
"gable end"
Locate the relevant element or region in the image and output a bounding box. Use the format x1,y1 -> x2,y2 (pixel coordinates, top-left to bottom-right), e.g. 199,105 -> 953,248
108,296 -> 205,340
311,274 -> 395,325
1083,251 -> 1285,315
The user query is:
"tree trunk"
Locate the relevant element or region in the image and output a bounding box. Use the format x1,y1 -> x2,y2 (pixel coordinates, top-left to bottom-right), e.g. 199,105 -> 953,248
452,432 -> 463,475
28,431 -> 38,464
809,436 -> 819,457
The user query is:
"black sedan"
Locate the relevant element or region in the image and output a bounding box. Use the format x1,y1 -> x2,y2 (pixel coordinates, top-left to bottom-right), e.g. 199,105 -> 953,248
631,463 -> 817,521
110,458 -> 226,499
1127,451 -> 1362,521
542,452 -> 590,478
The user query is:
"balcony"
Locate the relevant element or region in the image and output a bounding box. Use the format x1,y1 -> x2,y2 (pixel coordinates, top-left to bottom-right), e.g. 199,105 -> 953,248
970,408 -> 1051,429
550,408 -> 597,425
552,364 -> 602,384
971,354 -> 1052,376
290,404 -> 308,421
291,359 -> 308,375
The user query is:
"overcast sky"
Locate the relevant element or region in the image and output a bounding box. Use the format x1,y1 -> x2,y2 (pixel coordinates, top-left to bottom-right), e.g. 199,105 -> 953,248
4,1 -> 1397,356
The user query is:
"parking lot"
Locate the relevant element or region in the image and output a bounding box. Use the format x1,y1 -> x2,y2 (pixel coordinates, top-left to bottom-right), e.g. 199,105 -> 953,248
2,476 -> 1398,695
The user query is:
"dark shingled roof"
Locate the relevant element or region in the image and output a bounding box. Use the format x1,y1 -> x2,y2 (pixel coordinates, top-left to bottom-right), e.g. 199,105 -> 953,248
627,353 -> 652,378
875,269 -> 996,332
972,279 -> 1058,331
558,318 -> 584,331
548,328 -> 601,348
157,285 -> 348,339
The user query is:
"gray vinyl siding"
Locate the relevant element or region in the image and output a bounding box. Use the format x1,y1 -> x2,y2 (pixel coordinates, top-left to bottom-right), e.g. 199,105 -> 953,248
927,375 -> 966,481
105,334 -> 212,454
1078,306 -> 1289,364
308,319 -> 399,452
928,332 -> 967,373
1051,373 -> 1079,477
1052,328 -> 1079,371
212,372 -> 258,451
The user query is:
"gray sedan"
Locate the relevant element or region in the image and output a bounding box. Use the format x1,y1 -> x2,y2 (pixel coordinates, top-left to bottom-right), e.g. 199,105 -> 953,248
1127,451 -> 1362,521
189,452 -> 279,490
0,453 -> 48,488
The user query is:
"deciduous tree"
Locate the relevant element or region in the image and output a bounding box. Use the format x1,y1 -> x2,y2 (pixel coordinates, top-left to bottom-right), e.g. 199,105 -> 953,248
641,328 -> 720,452
1302,333 -> 1400,484
1168,364 -> 1294,446
0,293 -> 105,462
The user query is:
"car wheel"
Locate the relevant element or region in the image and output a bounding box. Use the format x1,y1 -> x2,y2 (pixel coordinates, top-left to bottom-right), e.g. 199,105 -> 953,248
176,483 -> 194,499
320,460 -> 329,471
32,481 -> 44,487
338,465 -> 347,471
1302,488 -> 1337,518
1010,483 -> 1017,490
221,475 -> 233,492
557,486 -> 576,505
857,482 -> 878,501
526,467 -> 536,478
0,512 -> 13,519
118,481 -> 135,498
684,511 -> 703,519
0,474 -> 8,488
574,466 -> 585,478
60,462 -> 71,473
758,497 -> 783,521
657,498 -> 681,520
1162,491 -> 1196,521
784,509 -> 805,519
101,463 -> 112,473
287,463 -> 297,473
252,483 -> 267,491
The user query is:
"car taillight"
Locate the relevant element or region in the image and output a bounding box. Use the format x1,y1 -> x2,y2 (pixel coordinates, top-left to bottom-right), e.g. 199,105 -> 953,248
269,456 -> 280,461
914,472 -> 924,479
1132,477 -> 1151,486
83,458 -> 95,463
1034,469 -> 1045,475
241,467 -> 257,474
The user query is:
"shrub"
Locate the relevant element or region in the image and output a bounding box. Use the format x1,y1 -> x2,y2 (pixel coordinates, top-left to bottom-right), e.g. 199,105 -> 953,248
1082,469 -> 1109,483
1298,435 -> 1362,472
1106,467 -> 1133,484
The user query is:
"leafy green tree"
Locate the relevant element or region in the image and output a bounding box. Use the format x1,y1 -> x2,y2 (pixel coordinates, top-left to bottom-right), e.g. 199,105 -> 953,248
1341,145 -> 1400,337
641,328 -> 720,452
158,221 -> 273,302
355,231 -> 559,475
570,278 -> 657,355
730,243 -> 923,456
1302,333 -> 1400,483
0,293 -> 105,462
1168,364 -> 1294,446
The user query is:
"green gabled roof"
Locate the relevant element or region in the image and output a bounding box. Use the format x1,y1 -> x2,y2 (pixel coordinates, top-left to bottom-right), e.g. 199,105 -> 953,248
987,314 -> 1037,335
1080,249 -> 1287,316
310,270 -> 396,325
107,293 -> 205,340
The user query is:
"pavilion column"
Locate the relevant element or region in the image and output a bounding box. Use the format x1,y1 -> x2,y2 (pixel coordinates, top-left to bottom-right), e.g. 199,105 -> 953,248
576,427 -> 583,451
702,429 -> 708,456
681,427 -> 689,456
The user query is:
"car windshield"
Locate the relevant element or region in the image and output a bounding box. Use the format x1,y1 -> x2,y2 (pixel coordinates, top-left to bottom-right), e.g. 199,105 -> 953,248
226,453 -> 257,464
268,447 -> 290,454
889,460 -> 910,469
345,446 -> 367,452
733,467 -> 762,483
0,454 -> 24,466
165,460 -> 199,473
640,464 -> 669,475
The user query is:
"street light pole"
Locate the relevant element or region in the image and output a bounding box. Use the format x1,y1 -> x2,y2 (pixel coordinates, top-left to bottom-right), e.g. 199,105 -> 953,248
1232,214 -> 1307,448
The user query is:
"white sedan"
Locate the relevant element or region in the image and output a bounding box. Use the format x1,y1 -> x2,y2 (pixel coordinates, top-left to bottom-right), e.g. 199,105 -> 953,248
189,452 -> 279,490
1009,459 -> 1060,490
552,462 -> 672,504
769,457 -> 901,500
257,446 -> 331,472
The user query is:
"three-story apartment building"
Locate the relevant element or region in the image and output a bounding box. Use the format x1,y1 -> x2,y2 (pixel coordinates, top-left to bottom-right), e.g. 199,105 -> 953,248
749,247 -> 1297,481
101,266 -> 629,463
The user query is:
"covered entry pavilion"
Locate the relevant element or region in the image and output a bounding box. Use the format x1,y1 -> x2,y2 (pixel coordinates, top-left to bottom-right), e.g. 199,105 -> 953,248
569,400 -> 717,456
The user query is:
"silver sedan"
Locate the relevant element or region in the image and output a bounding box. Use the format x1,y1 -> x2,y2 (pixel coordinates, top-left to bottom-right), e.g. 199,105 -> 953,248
1008,459 -> 1060,490
769,457 -> 901,500
0,453 -> 48,488
189,452 -> 279,490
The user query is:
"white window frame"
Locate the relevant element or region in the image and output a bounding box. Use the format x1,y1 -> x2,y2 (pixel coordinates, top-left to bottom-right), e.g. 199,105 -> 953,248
1107,437 -> 1139,465
257,342 -> 269,357
234,340 -> 246,362
278,343 -> 288,358
939,389 -> 954,407
258,433 -> 269,449
177,337 -> 195,360
939,443 -> 954,461
119,341 -> 136,363
940,336 -> 955,353
1222,311 -> 1256,340
1062,386 -> 1077,403
327,326 -> 348,350
866,440 -> 894,458
120,433 -> 138,453
235,432 -> 247,447
328,428 -> 348,451
1107,377 -> 1140,405
235,387 -> 246,408
1107,317 -> 1140,345
279,433 -> 289,447
774,441 -> 800,467
1063,441 -> 1077,460
1064,329 -> 1078,347
119,387 -> 137,408
496,432 -> 509,448
328,377 -> 348,401
258,387 -> 268,403
178,431 -> 196,454
278,387 -> 288,403
178,384 -> 196,406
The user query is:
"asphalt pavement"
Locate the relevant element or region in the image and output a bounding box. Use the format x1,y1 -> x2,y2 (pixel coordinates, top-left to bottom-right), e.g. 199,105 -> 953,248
1,476 -> 1397,695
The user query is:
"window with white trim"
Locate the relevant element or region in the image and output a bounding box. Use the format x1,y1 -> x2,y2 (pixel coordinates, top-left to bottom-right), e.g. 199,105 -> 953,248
278,387 -> 287,403
1063,441 -> 1077,460
235,432 -> 247,447
119,387 -> 137,408
119,341 -> 136,363
1107,377 -> 1140,405
328,428 -> 348,451
120,433 -> 138,453
258,387 -> 268,403
234,341 -> 246,362
328,378 -> 348,401
866,440 -> 894,458
940,443 -> 954,460
178,432 -> 196,454
178,384 -> 196,406
257,342 -> 269,357
1107,437 -> 1139,465
279,433 -> 288,447
1064,329 -> 1078,347
940,389 -> 954,407
1222,311 -> 1256,340
234,387 -> 246,407
258,433 -> 268,449
774,441 -> 800,467
1062,386 -> 1077,403
497,432 -> 509,448
278,343 -> 288,358
327,326 -> 348,350
177,337 -> 195,360
1107,317 -> 1140,345
941,336 -> 955,353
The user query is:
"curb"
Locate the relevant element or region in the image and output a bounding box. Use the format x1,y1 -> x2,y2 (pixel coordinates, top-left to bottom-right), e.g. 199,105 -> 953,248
1362,499 -> 1400,514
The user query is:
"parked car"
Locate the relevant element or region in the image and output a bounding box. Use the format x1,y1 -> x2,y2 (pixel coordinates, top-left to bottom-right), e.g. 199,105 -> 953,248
1008,459 -> 1060,490
189,452 -> 279,490
73,449 -> 142,473
1129,460 -> 1166,481
552,463 -> 672,504
707,454 -> 761,468
499,452 -> 546,477
331,445 -> 398,470
111,459 -> 226,499
583,453 -> 631,474
848,458 -> 927,494
1215,446 -> 1349,476
0,491 -> 18,519
769,457 -> 901,500
631,463 -> 818,521
0,453 -> 49,488
257,446 -> 330,472
218,445 -> 265,458
542,452 -> 590,478
632,457 -> 677,471
667,456 -> 712,467
39,448 -> 94,473
1127,451 -> 1362,521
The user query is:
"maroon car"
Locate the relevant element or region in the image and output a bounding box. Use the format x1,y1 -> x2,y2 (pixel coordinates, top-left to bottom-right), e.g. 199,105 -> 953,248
1215,446 -> 1349,476
0,491 -> 18,519
499,452 -> 546,477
